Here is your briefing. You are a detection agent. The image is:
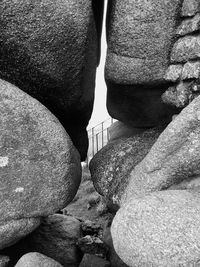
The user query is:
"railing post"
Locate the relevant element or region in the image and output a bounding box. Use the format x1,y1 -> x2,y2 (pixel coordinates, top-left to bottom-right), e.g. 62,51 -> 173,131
107,127 -> 109,142
96,133 -> 99,153
87,118 -> 114,159
101,121 -> 104,147
92,127 -> 94,157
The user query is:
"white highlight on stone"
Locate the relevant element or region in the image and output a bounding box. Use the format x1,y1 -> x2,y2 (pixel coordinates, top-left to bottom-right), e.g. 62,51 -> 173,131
0,157 -> 8,167
15,187 -> 24,193
197,111 -> 200,121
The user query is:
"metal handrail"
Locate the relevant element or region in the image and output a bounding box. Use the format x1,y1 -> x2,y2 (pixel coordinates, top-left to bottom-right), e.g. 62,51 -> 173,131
86,117 -> 114,164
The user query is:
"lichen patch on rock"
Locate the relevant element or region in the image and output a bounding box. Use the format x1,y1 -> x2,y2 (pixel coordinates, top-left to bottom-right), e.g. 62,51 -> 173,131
0,157 -> 8,168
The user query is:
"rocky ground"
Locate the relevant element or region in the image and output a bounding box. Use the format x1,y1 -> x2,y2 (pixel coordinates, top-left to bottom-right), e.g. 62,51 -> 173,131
0,166 -> 127,267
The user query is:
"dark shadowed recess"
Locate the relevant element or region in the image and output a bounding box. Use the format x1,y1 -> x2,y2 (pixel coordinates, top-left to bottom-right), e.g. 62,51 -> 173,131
106,82 -> 181,128
106,0 -> 114,42
92,0 -> 104,66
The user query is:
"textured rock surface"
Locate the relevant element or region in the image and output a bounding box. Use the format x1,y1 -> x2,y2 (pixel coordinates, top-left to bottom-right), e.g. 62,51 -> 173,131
164,64 -> 183,82
177,13 -> 200,36
112,190 -> 200,267
169,175 -> 200,190
0,0 -> 100,159
182,61 -> 200,80
0,218 -> 40,250
171,36 -> 200,63
106,0 -> 182,84
0,256 -> 10,267
81,220 -> 101,236
108,121 -> 147,142
105,0 -> 181,127
63,168 -> 102,222
162,80 -> 200,109
181,0 -> 200,17
0,79 -> 81,248
163,3 -> 200,110
77,235 -> 108,257
90,128 -> 162,208
79,254 -> 110,267
122,95 -> 200,205
15,252 -> 63,267
162,82 -> 195,108
103,226 -> 128,267
25,214 -> 82,267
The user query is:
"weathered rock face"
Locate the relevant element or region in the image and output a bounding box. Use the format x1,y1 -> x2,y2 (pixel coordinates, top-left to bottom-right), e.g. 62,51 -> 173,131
0,255 -> 10,267
79,254 -> 110,267
171,36 -> 200,63
15,252 -> 63,267
108,121 -> 148,142
105,0 -> 181,127
162,0 -> 200,109
102,226 -> 128,267
0,218 -> 40,250
176,13 -> 200,37
0,0 -> 101,160
112,190 -> 200,267
90,128 -> 162,209
181,0 -> 200,17
108,94 -> 200,266
0,79 -> 81,249
122,95 -> 200,205
25,215 -> 83,267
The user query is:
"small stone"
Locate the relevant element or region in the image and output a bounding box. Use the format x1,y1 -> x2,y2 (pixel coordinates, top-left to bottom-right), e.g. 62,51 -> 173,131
0,256 -> 10,267
15,252 -> 63,267
181,0 -> 200,17
176,82 -> 194,105
162,86 -> 179,106
112,190 -> 200,267
192,83 -> 200,91
162,82 -> 194,108
88,195 -> 100,208
79,254 -> 110,267
177,13 -> 200,36
164,64 -> 183,82
182,61 -> 200,80
81,220 -> 101,236
171,36 -> 200,63
77,236 -> 109,257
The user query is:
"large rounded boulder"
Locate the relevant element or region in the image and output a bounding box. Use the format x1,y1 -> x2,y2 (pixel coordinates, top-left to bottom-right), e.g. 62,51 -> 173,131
112,190 -> 200,267
90,127 -> 163,209
0,79 -> 81,249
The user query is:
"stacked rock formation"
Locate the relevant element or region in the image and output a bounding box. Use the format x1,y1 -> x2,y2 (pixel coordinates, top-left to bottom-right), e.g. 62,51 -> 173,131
0,0 -> 103,265
2,0 -> 200,266
90,0 -> 200,266
105,0 -> 180,128
91,86 -> 200,267
0,0 -> 102,160
162,0 -> 200,108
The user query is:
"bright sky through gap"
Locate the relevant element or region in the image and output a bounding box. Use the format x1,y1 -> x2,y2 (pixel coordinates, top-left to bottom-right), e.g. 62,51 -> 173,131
87,0 -> 110,129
